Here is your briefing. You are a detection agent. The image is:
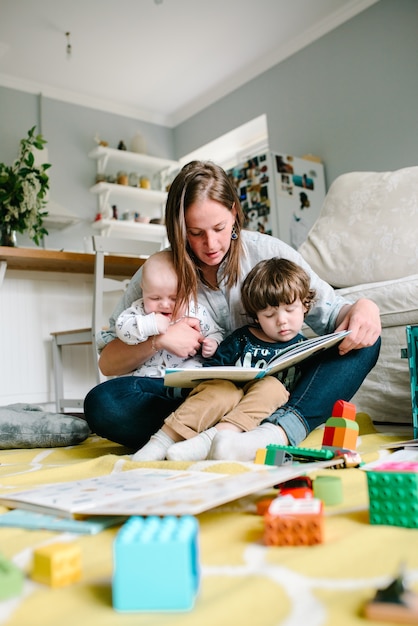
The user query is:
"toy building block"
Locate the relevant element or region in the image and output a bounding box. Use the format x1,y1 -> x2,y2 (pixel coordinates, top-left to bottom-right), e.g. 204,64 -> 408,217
405,325 -> 418,439
256,497 -> 275,516
321,416 -> 359,449
313,475 -> 343,506
332,399 -> 356,420
0,553 -> 24,600
364,566 -> 418,623
113,515 -> 199,612
279,476 -> 313,499
322,400 -> 359,450
31,542 -> 82,587
255,446 -> 293,466
264,497 -> 324,546
366,461 -> 418,528
254,448 -> 267,464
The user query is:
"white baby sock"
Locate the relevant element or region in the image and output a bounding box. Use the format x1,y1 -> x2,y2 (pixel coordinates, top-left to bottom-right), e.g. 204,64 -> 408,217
209,422 -> 288,462
166,427 -> 219,462
131,429 -> 175,462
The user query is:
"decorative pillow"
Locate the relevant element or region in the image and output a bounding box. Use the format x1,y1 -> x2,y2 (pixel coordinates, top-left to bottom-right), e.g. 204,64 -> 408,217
0,404 -> 91,449
298,166 -> 418,287
336,276 -> 418,425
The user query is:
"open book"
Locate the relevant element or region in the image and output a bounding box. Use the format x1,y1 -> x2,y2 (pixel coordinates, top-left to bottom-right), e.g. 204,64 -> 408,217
0,463 -> 338,519
164,330 -> 350,388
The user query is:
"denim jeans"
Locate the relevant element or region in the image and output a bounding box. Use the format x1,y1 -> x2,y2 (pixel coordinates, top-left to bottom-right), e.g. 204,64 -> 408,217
263,337 -> 381,445
84,337 -> 381,449
84,377 -> 189,448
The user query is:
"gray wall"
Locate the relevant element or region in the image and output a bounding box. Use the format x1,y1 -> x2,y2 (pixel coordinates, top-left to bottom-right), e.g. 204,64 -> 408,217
1,0 -> 417,251
0,90 -> 175,250
174,0 -> 418,186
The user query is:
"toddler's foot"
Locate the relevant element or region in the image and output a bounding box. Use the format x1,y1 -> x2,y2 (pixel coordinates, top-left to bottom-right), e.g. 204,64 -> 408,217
166,427 -> 218,461
209,422 -> 288,462
131,429 -> 175,462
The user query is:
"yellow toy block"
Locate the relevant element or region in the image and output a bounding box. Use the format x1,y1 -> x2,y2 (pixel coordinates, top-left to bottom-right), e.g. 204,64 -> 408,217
255,448 -> 267,464
31,542 -> 82,588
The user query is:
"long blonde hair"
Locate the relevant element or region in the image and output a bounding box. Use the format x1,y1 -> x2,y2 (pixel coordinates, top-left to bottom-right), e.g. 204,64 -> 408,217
165,161 -> 244,313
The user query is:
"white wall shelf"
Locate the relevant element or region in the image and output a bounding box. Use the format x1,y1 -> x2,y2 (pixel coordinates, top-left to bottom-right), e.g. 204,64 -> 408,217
89,146 -> 179,225
89,146 -> 179,175
91,219 -> 168,248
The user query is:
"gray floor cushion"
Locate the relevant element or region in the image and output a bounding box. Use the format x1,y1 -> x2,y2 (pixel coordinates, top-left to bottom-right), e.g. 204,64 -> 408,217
0,404 -> 91,449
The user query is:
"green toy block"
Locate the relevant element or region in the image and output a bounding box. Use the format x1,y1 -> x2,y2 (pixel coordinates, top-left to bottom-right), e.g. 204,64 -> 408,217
0,553 -> 24,600
366,461 -> 418,528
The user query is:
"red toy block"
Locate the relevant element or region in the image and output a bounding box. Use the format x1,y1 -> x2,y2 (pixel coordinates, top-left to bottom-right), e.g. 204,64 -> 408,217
322,425 -> 336,446
332,400 -> 356,421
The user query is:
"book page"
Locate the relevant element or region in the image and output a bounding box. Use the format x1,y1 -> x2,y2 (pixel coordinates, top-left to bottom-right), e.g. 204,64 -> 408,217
164,330 -> 350,388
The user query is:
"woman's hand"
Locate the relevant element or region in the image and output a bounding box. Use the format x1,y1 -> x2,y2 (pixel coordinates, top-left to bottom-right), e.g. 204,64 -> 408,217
157,316 -> 203,358
335,298 -> 381,355
99,317 -> 204,376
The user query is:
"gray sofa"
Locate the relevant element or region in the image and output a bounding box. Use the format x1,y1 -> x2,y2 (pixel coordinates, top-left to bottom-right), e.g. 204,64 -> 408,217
298,166 -> 418,427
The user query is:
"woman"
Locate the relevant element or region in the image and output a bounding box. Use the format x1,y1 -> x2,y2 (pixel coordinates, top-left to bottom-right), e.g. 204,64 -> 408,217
84,161 -> 381,458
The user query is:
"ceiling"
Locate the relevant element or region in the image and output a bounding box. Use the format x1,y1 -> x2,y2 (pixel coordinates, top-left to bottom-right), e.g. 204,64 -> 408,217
0,0 -> 378,128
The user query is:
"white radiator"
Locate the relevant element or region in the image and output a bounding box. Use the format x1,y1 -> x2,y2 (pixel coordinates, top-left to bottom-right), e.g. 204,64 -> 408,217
0,269 -> 115,410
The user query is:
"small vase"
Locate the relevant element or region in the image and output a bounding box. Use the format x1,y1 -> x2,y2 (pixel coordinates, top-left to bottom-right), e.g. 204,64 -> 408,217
0,223 -> 17,247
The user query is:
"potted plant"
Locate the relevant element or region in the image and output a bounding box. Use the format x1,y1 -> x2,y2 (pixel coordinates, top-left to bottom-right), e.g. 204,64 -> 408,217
0,126 -> 51,246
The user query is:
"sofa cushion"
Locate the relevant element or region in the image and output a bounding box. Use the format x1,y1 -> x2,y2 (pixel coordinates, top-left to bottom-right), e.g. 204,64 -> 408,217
335,276 -> 418,425
298,166 -> 418,288
0,404 -> 91,449
337,274 -> 418,328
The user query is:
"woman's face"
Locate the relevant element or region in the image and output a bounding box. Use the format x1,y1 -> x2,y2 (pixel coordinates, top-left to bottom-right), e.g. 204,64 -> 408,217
185,199 -> 236,268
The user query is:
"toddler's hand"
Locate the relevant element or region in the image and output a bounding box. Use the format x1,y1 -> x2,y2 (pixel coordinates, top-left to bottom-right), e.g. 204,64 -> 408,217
201,337 -> 218,358
154,313 -> 171,335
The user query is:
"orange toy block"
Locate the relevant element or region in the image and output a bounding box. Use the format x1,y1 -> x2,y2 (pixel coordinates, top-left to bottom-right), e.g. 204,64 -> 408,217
332,400 -> 356,420
31,542 -> 82,588
264,498 -> 324,546
322,416 -> 359,450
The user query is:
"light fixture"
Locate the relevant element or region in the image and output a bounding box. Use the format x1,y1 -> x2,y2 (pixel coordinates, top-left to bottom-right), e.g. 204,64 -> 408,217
65,32 -> 72,58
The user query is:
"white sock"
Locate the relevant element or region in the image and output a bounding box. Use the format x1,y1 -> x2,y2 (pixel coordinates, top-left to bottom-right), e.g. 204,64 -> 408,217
131,429 -> 175,462
209,422 -> 287,462
166,427 -> 219,462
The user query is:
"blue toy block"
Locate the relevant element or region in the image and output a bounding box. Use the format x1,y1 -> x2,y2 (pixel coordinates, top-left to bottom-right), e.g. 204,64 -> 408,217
112,515 -> 200,612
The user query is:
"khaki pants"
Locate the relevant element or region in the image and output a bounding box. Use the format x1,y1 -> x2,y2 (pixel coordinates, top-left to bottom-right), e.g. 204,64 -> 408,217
165,376 -> 289,440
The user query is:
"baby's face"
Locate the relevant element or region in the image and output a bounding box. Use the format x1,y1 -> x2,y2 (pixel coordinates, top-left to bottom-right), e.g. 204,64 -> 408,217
142,269 -> 178,318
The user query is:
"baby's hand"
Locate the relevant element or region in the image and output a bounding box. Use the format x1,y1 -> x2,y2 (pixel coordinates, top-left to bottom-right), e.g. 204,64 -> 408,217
154,313 -> 171,335
201,337 -> 218,358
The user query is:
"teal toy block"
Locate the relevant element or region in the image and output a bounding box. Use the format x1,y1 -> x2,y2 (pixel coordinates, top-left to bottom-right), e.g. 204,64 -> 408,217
366,461 -> 418,528
405,325 -> 418,438
112,515 -> 200,612
0,553 -> 24,601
